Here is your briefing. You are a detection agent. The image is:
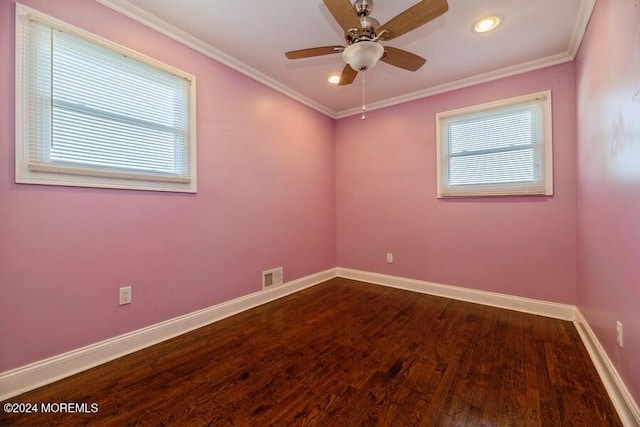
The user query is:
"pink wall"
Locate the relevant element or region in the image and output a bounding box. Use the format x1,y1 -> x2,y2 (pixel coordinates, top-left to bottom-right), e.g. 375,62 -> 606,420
0,0 -> 336,372
336,63 -> 578,304
4,0 -> 635,407
575,0 -> 640,402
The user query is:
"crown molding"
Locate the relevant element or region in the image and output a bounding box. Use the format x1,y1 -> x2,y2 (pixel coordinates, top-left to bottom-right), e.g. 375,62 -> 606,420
94,0 -> 336,118
336,52 -> 573,118
334,0 -> 596,118
567,0 -> 597,59
95,0 -> 596,120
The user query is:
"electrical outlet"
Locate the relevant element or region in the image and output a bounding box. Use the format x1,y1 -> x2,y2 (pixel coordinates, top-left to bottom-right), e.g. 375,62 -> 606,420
119,286 -> 132,305
616,321 -> 623,348
386,253 -> 393,264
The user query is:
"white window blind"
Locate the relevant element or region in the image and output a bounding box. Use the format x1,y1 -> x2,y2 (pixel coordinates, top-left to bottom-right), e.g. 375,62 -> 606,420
436,91 -> 552,198
15,5 -> 197,192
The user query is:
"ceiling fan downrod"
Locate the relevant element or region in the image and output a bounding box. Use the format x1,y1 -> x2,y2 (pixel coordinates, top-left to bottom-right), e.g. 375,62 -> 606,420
353,0 -> 373,17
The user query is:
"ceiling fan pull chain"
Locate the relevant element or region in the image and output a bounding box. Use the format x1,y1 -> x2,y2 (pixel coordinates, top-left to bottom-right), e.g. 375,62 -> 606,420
361,72 -> 366,120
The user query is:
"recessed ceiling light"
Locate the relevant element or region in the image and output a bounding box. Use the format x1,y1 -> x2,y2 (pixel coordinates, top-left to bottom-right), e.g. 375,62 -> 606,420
474,16 -> 500,33
328,75 -> 341,84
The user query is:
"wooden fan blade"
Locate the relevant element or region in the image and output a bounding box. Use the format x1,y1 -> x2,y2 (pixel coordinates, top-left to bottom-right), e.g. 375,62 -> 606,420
285,46 -> 344,60
338,64 -> 358,86
323,0 -> 361,33
379,0 -> 448,41
380,46 -> 426,71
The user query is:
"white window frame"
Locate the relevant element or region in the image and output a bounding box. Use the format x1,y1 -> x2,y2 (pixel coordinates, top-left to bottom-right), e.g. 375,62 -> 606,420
15,4 -> 197,193
436,90 -> 552,198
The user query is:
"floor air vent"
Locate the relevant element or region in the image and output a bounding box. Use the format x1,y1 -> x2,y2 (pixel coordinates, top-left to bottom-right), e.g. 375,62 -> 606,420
262,267 -> 283,289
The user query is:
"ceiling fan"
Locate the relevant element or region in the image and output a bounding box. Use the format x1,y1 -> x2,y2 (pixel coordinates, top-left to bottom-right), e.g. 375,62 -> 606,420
285,0 -> 449,86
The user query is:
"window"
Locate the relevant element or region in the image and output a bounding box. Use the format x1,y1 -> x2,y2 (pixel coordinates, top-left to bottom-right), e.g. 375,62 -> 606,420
436,91 -> 552,198
15,4 -> 197,192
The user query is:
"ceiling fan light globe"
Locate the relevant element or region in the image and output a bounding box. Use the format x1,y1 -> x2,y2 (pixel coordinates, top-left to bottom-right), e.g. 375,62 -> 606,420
343,41 -> 384,71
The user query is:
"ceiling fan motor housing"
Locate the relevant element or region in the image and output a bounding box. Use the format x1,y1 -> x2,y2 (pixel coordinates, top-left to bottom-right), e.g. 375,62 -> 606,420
346,0 -> 380,44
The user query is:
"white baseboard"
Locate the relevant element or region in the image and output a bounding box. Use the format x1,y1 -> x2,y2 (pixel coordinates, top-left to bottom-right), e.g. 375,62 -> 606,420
0,268 -> 337,401
574,310 -> 640,427
3,266 -> 637,427
336,267 -> 576,320
337,268 -> 639,425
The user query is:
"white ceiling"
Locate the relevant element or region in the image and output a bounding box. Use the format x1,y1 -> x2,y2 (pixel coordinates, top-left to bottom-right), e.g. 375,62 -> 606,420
96,0 -> 595,118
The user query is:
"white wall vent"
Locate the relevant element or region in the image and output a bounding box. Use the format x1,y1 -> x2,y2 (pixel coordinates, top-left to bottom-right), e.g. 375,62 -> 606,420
262,267 -> 283,289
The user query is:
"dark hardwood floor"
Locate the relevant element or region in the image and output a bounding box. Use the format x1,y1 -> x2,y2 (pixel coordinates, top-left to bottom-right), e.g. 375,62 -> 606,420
1,278 -> 621,426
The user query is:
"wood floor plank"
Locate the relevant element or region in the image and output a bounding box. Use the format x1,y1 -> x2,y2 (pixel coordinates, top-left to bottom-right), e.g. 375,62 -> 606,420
0,278 -> 621,426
